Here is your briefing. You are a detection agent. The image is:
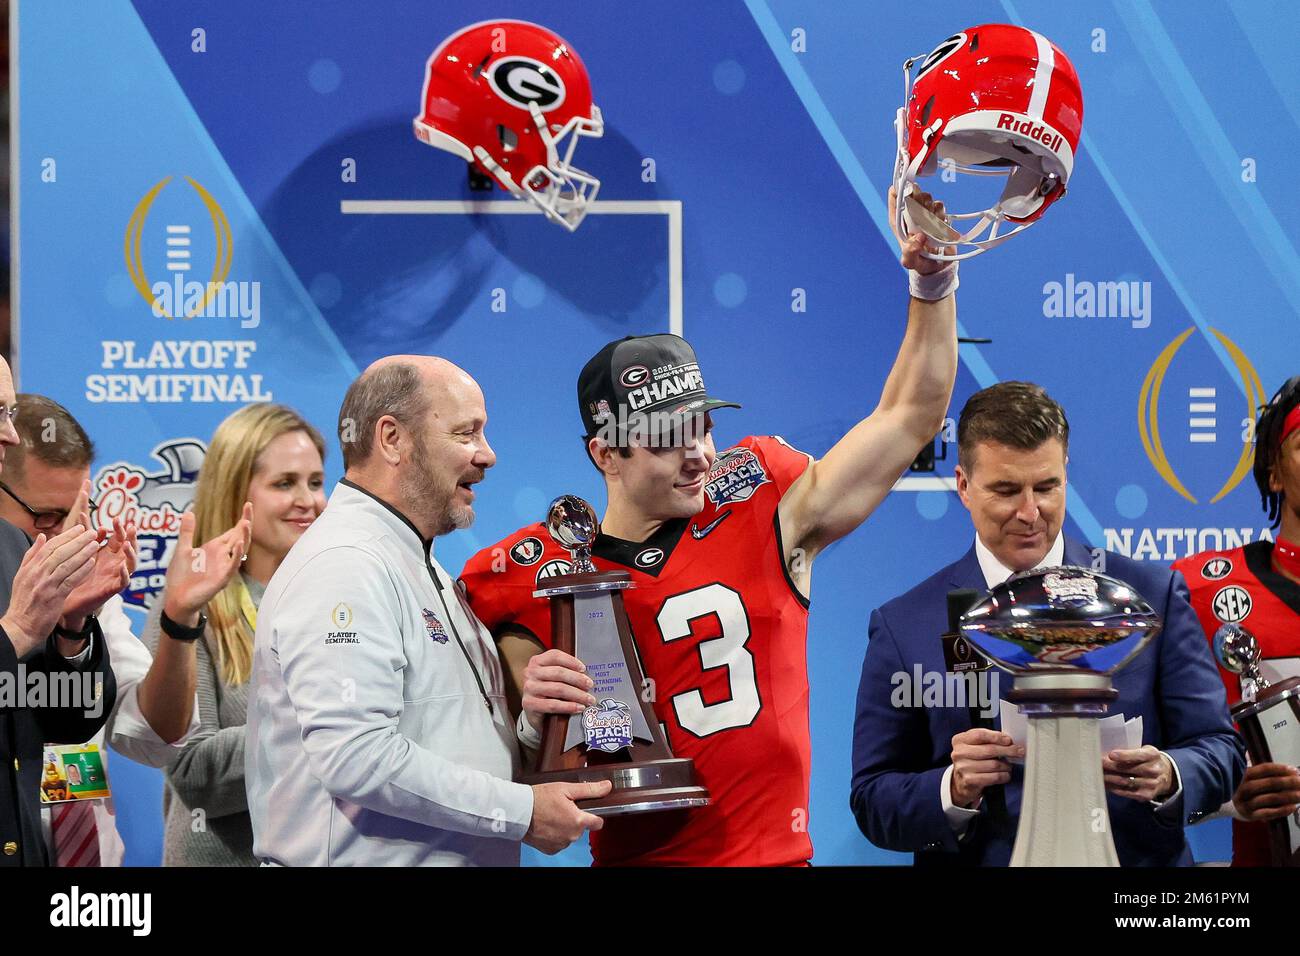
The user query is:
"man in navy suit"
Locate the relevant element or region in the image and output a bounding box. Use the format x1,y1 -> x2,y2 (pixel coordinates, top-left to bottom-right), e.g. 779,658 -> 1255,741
850,382 -> 1243,866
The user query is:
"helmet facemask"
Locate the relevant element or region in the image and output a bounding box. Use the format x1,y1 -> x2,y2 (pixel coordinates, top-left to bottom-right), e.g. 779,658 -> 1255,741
474,102 -> 604,232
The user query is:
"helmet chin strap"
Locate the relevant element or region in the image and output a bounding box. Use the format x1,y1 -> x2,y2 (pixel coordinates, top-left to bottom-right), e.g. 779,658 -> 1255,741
897,177 -> 1047,261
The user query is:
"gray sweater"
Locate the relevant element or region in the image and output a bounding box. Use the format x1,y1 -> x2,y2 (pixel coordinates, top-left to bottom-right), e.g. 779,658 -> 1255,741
143,576 -> 262,866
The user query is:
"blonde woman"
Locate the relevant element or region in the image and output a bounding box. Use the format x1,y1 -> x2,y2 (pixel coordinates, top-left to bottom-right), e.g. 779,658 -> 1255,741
146,403 -> 326,866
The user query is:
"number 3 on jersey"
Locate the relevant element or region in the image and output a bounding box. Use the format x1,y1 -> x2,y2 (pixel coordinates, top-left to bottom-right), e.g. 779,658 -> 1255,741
656,583 -> 761,737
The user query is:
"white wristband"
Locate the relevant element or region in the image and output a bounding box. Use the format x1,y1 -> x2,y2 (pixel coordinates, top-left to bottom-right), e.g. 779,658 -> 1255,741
516,709 -> 543,750
909,261 -> 959,301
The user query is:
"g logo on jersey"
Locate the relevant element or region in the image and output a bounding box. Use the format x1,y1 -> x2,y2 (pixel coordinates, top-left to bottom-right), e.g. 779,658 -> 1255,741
1212,585 -> 1252,624
635,548 -> 664,569
1201,558 -> 1233,581
510,537 -> 544,566
535,559 -> 572,584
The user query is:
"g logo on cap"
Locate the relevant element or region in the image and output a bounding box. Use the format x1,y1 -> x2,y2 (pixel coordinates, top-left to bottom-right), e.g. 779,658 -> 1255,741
620,366 -> 650,388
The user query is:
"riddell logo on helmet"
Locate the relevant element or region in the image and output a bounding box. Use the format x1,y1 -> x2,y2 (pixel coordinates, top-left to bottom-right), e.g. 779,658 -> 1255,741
996,114 -> 1063,153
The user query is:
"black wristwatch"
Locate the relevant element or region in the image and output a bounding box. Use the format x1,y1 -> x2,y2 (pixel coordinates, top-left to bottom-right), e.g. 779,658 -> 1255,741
160,608 -> 207,643
53,615 -> 97,643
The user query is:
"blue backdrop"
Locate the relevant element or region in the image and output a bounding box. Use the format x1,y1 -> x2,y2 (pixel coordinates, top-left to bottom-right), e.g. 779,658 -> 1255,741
16,0 -> 1298,865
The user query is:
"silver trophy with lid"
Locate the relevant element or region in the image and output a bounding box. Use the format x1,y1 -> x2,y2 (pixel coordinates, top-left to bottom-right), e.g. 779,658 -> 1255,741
959,566 -> 1162,866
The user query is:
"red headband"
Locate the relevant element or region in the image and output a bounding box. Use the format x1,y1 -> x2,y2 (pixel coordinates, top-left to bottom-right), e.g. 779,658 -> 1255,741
1282,404 -> 1300,447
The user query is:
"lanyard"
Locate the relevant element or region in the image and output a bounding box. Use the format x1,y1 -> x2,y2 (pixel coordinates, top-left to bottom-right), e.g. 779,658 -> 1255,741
333,479 -> 494,716
237,579 -> 258,631
426,556 -> 494,716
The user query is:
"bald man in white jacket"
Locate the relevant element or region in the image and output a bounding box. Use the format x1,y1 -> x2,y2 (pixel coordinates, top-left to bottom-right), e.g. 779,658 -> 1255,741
246,356 -> 608,866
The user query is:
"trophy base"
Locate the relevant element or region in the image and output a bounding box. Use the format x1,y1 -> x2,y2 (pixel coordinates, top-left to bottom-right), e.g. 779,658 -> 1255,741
523,757 -> 711,816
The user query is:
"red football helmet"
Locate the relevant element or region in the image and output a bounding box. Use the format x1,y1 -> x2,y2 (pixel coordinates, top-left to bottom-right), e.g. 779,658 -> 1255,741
414,20 -> 604,231
893,24 -> 1083,259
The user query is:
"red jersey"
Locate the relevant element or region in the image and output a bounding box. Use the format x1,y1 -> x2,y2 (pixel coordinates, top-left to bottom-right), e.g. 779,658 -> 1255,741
1173,541 -> 1300,866
460,436 -> 814,866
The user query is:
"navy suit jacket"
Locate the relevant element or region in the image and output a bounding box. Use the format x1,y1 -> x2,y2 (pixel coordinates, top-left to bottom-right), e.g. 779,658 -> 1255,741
0,519 -> 117,866
849,538 -> 1244,867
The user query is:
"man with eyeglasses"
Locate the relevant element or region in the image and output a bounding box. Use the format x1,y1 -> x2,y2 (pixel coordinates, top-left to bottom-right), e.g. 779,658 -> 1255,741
0,395 -> 211,865
0,357 -> 145,866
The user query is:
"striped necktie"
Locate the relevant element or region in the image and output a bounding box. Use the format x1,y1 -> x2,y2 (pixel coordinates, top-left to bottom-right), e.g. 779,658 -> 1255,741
52,800 -> 101,867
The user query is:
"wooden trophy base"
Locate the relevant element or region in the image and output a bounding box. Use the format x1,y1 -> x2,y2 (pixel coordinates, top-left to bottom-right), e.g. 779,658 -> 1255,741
525,757 -> 710,816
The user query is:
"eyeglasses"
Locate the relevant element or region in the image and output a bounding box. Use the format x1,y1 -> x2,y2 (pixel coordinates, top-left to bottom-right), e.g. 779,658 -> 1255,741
0,405 -> 18,429
0,480 -> 90,532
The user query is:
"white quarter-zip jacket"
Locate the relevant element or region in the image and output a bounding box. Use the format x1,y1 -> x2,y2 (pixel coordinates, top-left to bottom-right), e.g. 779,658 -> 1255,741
245,480 -> 533,865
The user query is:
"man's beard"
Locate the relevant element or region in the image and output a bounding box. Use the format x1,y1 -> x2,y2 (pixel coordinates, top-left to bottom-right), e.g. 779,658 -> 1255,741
401,432 -> 475,537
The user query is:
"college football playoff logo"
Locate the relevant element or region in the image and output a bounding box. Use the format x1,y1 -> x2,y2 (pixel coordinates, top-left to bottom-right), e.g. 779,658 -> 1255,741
124,176 -> 233,319
1139,326 -> 1264,504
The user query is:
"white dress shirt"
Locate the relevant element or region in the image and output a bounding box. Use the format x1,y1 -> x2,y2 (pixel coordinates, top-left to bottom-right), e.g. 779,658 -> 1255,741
245,481 -> 533,867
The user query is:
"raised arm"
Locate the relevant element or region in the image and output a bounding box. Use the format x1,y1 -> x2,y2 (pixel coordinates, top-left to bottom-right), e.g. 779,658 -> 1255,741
779,188 -> 958,560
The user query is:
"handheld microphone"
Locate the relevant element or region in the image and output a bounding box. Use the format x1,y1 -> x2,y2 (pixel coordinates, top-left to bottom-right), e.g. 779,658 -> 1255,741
945,587 -> 1008,825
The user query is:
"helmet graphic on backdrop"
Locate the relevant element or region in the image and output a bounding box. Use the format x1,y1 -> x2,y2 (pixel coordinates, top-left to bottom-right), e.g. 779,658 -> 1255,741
413,19 -> 604,231
892,24 -> 1084,260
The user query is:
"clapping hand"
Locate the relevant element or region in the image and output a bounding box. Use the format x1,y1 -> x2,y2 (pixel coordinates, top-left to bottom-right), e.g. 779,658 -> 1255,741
162,503 -> 254,626
60,479 -> 138,629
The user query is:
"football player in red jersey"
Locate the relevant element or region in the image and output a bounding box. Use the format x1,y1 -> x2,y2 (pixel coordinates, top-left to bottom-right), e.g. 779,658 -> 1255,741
459,190 -> 959,866
1173,374 -> 1300,865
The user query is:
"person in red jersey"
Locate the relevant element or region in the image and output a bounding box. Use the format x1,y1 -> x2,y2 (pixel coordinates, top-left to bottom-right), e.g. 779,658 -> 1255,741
1174,374 -> 1300,865
460,190 -> 959,866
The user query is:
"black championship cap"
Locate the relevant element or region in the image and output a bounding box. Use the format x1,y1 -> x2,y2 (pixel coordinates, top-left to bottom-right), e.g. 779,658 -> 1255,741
578,334 -> 741,443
